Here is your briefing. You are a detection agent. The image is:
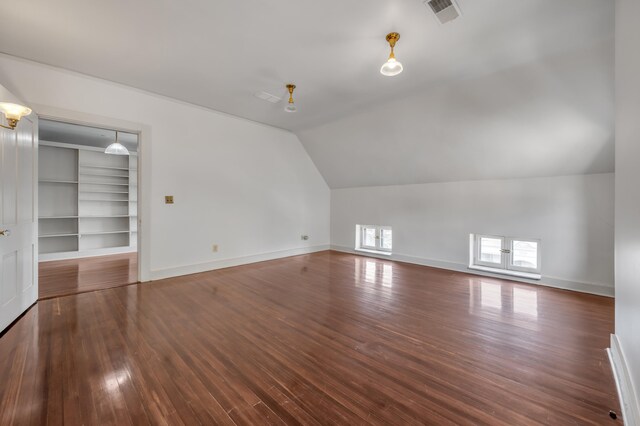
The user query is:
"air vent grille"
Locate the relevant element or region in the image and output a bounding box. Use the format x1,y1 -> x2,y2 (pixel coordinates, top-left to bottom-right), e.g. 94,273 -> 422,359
425,0 -> 461,24
428,0 -> 452,14
254,91 -> 282,104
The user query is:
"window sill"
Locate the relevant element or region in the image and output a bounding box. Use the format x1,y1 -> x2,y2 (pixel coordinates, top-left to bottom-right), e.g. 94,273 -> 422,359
468,265 -> 541,280
355,248 -> 392,256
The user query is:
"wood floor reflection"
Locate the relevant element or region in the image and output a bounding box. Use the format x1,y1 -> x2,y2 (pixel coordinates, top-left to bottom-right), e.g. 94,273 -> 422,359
38,252 -> 138,299
3,251 -> 620,425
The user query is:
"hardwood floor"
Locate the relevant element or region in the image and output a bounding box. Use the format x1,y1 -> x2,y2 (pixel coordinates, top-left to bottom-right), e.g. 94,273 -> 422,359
1,251 -> 620,425
38,253 -> 138,299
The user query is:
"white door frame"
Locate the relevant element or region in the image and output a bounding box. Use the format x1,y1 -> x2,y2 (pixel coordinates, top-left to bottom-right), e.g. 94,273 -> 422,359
30,104 -> 151,282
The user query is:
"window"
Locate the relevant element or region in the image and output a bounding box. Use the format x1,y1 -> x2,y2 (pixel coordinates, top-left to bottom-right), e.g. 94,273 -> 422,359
470,234 -> 541,278
356,225 -> 392,254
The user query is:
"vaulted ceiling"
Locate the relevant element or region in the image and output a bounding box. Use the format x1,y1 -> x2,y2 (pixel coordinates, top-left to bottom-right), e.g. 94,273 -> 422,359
0,0 -> 614,187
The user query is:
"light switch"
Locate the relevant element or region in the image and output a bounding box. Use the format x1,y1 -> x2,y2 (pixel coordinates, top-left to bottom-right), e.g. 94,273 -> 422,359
165,195 -> 174,204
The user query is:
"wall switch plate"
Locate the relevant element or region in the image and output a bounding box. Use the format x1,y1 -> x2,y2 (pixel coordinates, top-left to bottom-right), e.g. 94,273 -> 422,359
212,244 -> 218,252
165,195 -> 174,204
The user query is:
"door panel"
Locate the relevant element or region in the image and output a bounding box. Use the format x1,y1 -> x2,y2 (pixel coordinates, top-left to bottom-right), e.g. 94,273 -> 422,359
21,246 -> 34,291
0,251 -> 18,306
2,126 -> 17,225
0,114 -> 38,332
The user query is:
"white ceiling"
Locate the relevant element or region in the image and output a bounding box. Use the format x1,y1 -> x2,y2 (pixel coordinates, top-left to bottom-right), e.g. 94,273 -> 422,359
0,0 -> 613,132
300,40 -> 614,188
0,0 -> 614,187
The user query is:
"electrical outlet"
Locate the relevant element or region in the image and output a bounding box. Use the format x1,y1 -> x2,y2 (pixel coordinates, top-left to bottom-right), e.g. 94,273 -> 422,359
301,235 -> 309,241
165,195 -> 174,204
212,244 -> 218,252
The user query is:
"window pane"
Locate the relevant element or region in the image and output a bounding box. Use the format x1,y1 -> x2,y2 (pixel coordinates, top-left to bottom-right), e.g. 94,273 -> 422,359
381,229 -> 392,250
363,228 -> 376,247
512,240 -> 538,269
479,237 -> 502,264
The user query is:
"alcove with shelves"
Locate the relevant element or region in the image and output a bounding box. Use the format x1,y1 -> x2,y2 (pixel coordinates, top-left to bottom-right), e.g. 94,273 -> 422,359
38,133 -> 138,261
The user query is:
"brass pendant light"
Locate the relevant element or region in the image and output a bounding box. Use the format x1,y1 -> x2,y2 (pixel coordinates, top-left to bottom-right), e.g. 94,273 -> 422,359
285,84 -> 297,113
380,32 -> 403,77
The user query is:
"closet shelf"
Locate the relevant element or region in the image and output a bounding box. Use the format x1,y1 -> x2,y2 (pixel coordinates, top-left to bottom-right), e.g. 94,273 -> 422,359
80,230 -> 129,236
39,180 -> 78,184
80,181 -> 129,186
39,233 -> 79,238
79,164 -> 129,171
79,199 -> 129,202
80,215 -> 131,218
39,216 -> 79,219
79,190 -> 129,194
79,172 -> 129,178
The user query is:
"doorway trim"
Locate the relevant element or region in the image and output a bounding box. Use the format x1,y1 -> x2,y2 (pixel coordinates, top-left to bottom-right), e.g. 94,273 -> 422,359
31,104 -> 151,282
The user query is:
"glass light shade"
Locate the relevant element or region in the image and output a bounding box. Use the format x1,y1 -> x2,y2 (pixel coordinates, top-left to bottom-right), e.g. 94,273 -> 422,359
284,102 -> 297,113
105,142 -> 130,155
380,57 -> 403,77
0,102 -> 32,120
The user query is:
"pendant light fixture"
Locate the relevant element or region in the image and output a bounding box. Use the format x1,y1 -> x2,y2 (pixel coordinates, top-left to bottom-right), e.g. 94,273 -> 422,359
380,32 -> 403,77
105,130 -> 130,155
284,84 -> 297,113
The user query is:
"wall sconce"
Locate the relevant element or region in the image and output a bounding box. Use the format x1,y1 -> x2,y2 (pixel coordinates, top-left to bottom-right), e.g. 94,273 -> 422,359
0,102 -> 33,130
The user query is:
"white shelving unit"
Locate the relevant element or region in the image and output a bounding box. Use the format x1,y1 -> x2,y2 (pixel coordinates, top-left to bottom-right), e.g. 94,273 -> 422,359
38,141 -> 137,261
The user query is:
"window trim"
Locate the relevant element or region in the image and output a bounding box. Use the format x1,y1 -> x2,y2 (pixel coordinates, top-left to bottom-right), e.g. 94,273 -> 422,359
470,234 -> 541,278
473,234 -> 507,269
356,225 -> 392,254
507,238 -> 542,274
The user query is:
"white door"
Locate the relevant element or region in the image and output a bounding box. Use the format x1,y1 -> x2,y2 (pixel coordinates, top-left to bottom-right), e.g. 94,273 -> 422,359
0,113 -> 38,332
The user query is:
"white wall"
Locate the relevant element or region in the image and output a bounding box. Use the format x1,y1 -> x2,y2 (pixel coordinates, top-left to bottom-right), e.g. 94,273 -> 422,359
0,55 -> 330,281
331,173 -> 614,295
614,0 -> 640,420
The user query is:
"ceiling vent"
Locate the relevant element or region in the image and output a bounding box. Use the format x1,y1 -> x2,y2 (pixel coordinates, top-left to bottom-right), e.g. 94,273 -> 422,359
424,0 -> 461,24
254,91 -> 282,104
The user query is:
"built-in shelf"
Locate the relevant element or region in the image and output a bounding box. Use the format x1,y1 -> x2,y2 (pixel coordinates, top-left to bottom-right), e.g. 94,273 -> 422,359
80,215 -> 131,218
39,142 -> 137,259
80,230 -> 129,236
39,216 -> 80,219
79,164 -> 130,171
80,181 -> 129,186
80,190 -> 129,194
79,199 -> 129,202
39,180 -> 78,184
79,172 -> 129,178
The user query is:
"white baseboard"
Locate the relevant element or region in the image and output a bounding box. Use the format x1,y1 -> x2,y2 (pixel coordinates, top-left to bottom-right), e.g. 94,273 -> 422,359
608,334 -> 640,425
149,245 -> 330,281
39,246 -> 137,262
330,245 -> 614,297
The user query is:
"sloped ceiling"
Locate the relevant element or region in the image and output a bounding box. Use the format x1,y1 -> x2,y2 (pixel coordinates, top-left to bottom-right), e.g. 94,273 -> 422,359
0,0 -> 614,187
300,40 -> 614,188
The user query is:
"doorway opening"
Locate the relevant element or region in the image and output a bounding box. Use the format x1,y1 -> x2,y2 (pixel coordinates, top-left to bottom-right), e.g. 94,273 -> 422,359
37,119 -> 139,299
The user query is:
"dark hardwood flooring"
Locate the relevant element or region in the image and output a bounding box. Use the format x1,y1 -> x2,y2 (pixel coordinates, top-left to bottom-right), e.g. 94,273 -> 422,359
1,251 -> 620,425
38,252 -> 138,299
